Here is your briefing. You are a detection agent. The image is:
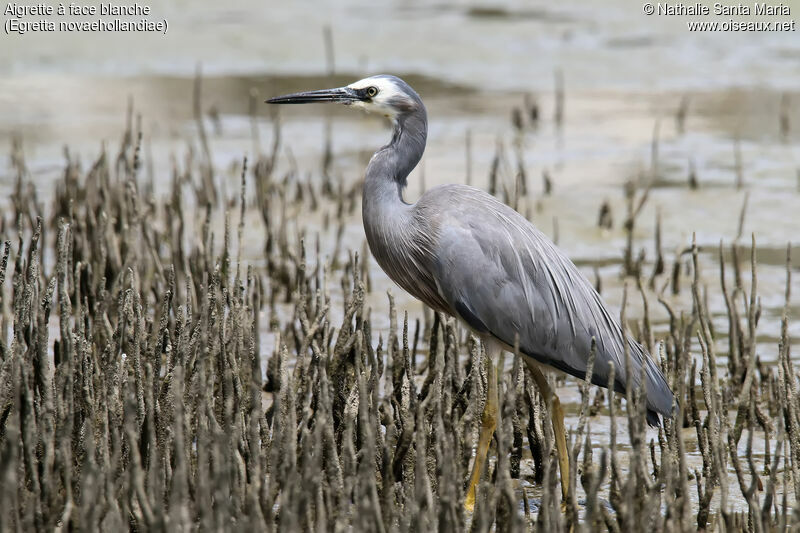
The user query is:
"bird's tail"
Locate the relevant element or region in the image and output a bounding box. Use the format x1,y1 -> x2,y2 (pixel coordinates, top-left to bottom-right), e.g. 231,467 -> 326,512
635,340 -> 675,427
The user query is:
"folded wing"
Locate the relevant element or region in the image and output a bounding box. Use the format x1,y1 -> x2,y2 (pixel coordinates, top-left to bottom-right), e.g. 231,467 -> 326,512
418,185 -> 673,424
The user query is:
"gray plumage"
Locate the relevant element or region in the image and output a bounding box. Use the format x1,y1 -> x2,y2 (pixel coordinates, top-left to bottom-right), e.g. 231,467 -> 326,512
269,74 -> 675,425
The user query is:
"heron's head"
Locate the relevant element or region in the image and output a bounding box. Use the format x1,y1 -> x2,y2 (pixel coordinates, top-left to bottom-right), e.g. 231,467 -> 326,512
267,75 -> 423,121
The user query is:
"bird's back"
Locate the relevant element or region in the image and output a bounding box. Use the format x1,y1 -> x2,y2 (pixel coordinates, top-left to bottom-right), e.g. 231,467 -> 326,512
409,184 -> 673,424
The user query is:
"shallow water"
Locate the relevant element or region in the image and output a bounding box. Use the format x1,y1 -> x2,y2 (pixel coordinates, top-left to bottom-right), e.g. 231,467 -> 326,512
4,0 -> 800,89
1,0 -> 799,521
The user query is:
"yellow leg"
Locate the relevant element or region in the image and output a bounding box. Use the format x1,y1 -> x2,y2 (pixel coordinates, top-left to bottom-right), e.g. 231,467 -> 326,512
525,360 -> 569,504
465,350 -> 498,512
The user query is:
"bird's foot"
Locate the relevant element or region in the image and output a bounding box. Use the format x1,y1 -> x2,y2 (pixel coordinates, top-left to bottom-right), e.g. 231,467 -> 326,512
464,494 -> 475,513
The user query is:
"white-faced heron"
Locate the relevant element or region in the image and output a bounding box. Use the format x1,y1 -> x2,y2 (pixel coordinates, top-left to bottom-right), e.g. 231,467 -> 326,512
267,75 -> 675,509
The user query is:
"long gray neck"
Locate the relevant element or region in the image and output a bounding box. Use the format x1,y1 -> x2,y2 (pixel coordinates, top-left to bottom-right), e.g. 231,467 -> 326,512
363,106 -> 427,207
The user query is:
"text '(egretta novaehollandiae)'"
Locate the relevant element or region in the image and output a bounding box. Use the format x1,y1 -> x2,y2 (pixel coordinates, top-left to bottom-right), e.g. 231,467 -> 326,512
267,75 -> 675,510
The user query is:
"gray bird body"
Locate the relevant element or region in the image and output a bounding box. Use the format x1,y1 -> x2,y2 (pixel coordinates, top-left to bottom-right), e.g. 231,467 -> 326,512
270,74 -> 674,425
368,181 -> 673,423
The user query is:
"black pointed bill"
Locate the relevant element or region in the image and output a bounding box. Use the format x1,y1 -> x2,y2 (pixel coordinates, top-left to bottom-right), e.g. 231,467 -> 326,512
266,87 -> 358,105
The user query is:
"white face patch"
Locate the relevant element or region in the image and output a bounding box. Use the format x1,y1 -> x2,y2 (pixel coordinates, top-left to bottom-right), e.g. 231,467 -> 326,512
346,76 -> 412,119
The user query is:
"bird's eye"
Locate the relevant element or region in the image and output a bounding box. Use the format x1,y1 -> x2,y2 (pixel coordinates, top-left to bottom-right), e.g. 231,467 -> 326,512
366,86 -> 378,98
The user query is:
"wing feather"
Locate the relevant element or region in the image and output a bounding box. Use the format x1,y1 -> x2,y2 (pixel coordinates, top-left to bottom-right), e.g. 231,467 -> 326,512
414,185 -> 673,422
